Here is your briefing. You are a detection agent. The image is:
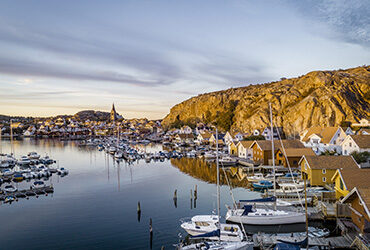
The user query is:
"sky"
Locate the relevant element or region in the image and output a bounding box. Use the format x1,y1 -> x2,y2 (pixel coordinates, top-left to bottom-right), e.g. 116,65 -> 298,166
0,0 -> 369,119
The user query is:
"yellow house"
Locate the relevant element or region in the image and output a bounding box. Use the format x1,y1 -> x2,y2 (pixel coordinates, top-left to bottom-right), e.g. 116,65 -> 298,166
299,155 -> 359,187
331,166 -> 370,200
228,141 -> 238,156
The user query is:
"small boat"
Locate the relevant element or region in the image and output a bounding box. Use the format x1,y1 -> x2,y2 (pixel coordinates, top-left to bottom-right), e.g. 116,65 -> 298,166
4,195 -> 15,203
247,173 -> 266,183
57,167 -> 69,175
178,239 -> 253,250
114,151 -> 123,159
180,215 -> 244,242
27,152 -> 40,159
40,156 -> 54,165
32,180 -> 46,189
2,169 -> 14,177
219,156 -> 237,166
17,156 -> 31,166
13,173 -> 24,181
252,180 -> 273,190
3,184 -> 17,192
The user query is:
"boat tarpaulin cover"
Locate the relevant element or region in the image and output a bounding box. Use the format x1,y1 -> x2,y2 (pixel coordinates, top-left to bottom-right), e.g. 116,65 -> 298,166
242,205 -> 253,216
277,237 -> 308,248
239,196 -> 276,203
190,229 -> 220,238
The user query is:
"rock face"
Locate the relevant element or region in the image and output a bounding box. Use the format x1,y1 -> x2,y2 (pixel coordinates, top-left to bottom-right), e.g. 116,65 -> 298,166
162,66 -> 370,135
74,110 -> 111,121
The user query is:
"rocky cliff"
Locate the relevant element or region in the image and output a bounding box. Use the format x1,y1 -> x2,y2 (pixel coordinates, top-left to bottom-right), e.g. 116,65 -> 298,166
162,66 -> 370,135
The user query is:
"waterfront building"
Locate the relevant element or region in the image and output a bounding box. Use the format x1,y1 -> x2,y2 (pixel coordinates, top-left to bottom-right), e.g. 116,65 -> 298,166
261,126 -> 285,140
228,141 -> 238,156
300,126 -> 346,154
250,139 -> 304,165
341,187 -> 370,234
299,155 -> 358,187
275,147 -> 315,168
341,135 -> 370,155
236,140 -> 253,159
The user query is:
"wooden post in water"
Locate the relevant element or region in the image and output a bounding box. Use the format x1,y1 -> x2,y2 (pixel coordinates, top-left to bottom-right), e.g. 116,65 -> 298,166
137,201 -> 141,222
173,189 -> 177,208
194,185 -> 197,199
190,189 -> 193,209
149,218 -> 153,249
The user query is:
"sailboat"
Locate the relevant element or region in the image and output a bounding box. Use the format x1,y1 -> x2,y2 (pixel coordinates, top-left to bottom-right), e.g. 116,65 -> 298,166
225,104 -> 306,225
179,128 -> 253,249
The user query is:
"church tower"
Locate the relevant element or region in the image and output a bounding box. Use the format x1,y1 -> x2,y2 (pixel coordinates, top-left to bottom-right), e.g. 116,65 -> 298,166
110,103 -> 117,122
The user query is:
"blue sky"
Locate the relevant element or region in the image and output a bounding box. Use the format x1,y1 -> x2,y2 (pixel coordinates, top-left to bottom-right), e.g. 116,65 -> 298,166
0,0 -> 369,119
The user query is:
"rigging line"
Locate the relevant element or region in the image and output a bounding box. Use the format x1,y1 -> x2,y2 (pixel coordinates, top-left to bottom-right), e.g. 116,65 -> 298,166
273,121 -> 304,209
220,161 -> 248,239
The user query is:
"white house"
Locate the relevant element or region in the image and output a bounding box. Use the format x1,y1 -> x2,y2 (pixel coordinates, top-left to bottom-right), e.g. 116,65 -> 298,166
262,127 -> 284,140
300,126 -> 346,154
180,125 -> 193,134
352,118 -> 370,128
341,135 -> 370,155
224,132 -> 234,145
236,140 -> 254,159
253,129 -> 260,136
343,127 -> 355,135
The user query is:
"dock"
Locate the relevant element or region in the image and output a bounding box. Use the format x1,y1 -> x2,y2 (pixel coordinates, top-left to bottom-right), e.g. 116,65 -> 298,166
0,185 -> 54,202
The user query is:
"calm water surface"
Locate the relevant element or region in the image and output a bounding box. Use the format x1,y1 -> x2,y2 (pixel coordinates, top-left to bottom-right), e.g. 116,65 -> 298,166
0,139 -> 262,250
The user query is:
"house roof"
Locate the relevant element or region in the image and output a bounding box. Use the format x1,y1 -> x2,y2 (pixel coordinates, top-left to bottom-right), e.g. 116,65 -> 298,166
253,139 -> 305,151
278,148 -> 316,157
238,140 -> 254,149
177,134 -> 194,139
302,126 -> 341,144
351,135 -> 370,148
302,155 -> 359,170
332,167 -> 370,191
199,132 -> 212,139
341,187 -> 370,219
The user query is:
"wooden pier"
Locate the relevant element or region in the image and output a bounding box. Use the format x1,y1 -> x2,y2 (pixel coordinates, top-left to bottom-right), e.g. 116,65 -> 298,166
0,185 -> 54,202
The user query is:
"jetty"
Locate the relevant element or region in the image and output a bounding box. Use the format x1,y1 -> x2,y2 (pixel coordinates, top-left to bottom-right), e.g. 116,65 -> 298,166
0,185 -> 54,202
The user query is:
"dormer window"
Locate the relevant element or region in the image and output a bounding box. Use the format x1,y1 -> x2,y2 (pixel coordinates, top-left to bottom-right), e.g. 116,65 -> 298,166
322,169 -> 326,174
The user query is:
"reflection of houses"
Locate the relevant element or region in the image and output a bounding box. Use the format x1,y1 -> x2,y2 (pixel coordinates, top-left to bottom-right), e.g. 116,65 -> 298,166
275,147 -> 315,168
341,135 -> 370,155
251,140 -> 304,165
236,141 -> 253,159
300,126 -> 346,154
299,155 -> 358,187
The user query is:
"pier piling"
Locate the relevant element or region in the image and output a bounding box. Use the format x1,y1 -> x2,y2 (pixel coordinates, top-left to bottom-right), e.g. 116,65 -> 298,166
137,201 -> 141,222
149,218 -> 153,249
173,189 -> 177,208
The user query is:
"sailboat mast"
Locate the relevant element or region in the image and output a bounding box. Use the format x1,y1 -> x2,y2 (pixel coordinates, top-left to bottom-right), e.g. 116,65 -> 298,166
269,103 -> 276,198
215,127 -> 220,240
10,119 -> 14,155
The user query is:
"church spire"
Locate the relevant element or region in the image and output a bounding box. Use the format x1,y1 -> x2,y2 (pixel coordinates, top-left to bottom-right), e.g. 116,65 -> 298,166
110,103 -> 117,122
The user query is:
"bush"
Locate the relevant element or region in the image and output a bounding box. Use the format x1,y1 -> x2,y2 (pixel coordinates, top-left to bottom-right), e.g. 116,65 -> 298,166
351,151 -> 370,164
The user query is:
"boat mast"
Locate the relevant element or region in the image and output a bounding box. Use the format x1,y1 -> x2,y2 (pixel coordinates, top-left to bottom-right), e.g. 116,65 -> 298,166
216,127 -> 220,240
269,103 -> 276,208
0,124 -> 2,155
10,119 -> 14,155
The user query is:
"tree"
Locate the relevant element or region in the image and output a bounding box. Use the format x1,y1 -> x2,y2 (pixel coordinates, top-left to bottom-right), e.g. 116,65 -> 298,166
243,135 -> 265,141
351,151 -> 370,164
320,150 -> 336,156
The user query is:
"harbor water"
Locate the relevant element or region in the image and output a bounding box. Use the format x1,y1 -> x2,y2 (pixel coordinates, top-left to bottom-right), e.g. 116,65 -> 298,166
0,139 -> 308,249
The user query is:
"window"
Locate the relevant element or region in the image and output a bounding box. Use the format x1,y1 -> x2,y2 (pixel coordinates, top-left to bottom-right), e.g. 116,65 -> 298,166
293,160 -> 297,165
322,177 -> 326,182
349,142 -> 352,147
322,169 -> 326,174
340,179 -> 344,190
304,162 -> 307,170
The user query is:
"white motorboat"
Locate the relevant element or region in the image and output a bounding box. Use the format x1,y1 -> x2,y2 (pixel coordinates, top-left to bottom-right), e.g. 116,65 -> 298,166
31,180 -> 46,189
225,205 -> 305,225
219,156 -> 237,166
0,160 -> 10,168
1,168 -> 14,177
18,156 -> 31,166
246,173 -> 267,183
178,241 -> 253,250
108,146 -> 117,154
27,152 -> 40,159
3,184 -> 17,192
204,152 -> 216,159
114,151 -> 123,159
57,167 -> 69,175
181,215 -> 244,242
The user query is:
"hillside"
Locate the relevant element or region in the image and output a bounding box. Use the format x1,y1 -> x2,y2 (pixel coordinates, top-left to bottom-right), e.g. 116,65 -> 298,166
162,66 -> 370,135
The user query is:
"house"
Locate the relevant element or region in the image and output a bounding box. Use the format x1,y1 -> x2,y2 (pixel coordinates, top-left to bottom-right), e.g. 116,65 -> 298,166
352,118 -> 370,128
236,140 -> 254,159
180,125 -> 193,134
209,133 -> 225,145
331,166 -> 369,200
342,127 -> 355,135
299,155 -> 359,187
224,131 -> 245,145
251,139 -> 304,165
275,147 -> 315,168
341,135 -> 370,155
175,133 -> 194,144
197,132 -> 212,144
300,126 -> 346,154
228,141 -> 238,156
252,129 -> 260,136
262,127 -> 285,140
341,187 -> 370,234
358,128 -> 370,135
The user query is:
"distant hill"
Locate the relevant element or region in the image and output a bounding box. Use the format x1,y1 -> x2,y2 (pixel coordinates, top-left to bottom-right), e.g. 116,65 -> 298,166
162,66 -> 370,135
73,110 -> 111,121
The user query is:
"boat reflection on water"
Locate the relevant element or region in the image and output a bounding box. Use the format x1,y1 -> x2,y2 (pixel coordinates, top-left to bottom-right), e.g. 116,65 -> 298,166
170,158 -> 249,188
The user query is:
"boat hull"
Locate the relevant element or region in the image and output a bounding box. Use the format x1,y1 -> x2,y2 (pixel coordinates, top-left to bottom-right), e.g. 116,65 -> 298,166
226,210 -> 305,225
